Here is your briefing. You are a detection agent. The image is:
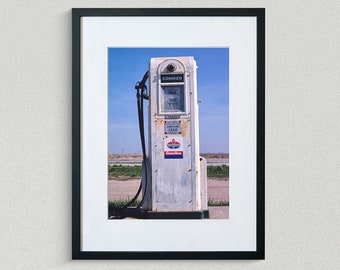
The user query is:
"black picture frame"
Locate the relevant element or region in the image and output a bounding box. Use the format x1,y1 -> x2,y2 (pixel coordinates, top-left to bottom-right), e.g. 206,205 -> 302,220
72,8 -> 265,260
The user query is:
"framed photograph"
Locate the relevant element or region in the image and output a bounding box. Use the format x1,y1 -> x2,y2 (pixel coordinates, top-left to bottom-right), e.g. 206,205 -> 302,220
72,8 -> 265,259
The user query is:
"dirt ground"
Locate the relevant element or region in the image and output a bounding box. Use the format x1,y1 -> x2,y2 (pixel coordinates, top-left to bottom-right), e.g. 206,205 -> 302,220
108,178 -> 229,219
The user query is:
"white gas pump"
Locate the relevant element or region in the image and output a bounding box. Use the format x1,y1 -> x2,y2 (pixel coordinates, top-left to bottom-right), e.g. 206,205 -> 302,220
110,56 -> 208,219
146,56 -> 207,214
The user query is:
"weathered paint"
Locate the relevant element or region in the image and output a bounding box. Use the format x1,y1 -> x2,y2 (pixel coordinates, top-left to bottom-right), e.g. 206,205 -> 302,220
146,57 -> 203,212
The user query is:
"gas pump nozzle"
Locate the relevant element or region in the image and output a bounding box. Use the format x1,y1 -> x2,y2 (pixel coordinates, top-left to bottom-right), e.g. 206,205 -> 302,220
135,71 -> 149,99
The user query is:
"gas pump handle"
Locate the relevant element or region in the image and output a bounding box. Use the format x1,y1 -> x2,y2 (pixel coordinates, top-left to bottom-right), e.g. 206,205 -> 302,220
135,71 -> 149,99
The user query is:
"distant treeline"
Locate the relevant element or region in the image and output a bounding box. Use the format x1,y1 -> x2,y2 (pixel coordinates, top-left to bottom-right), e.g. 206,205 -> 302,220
108,153 -> 229,160
200,153 -> 229,159
108,164 -> 229,178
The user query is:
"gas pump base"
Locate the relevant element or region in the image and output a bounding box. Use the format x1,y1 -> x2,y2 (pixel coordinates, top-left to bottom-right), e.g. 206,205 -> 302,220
109,208 -> 209,219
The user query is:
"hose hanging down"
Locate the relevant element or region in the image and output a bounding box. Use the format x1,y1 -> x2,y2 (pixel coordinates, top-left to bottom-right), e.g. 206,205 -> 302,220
108,71 -> 149,219
135,71 -> 150,208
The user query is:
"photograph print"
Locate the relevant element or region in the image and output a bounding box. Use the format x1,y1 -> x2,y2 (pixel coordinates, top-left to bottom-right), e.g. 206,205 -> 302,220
107,48 -> 229,220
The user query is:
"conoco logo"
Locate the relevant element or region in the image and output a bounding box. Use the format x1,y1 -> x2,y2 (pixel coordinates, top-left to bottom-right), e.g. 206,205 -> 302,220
167,139 -> 180,149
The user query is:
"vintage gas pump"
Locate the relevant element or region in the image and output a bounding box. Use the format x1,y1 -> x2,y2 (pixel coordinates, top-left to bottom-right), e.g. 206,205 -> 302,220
110,57 -> 208,219
145,56 -> 207,216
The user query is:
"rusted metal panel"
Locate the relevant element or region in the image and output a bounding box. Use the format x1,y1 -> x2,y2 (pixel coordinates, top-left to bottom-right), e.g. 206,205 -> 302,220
148,56 -> 201,212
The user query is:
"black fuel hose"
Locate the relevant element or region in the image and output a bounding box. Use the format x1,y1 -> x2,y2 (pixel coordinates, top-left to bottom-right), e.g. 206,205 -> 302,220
109,71 -> 149,218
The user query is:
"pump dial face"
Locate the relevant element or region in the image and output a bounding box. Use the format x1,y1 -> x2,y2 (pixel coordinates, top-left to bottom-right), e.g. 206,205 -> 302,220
161,85 -> 185,113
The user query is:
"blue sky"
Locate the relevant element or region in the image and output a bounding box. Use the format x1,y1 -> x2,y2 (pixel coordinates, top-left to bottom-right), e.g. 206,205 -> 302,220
108,48 -> 229,154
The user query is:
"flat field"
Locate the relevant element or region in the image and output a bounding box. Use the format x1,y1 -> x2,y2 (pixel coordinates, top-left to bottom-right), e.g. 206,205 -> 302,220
108,177 -> 228,219
108,154 -> 229,219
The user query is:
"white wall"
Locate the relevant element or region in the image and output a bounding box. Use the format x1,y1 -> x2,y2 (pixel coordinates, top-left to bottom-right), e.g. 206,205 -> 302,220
0,1 -> 339,269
